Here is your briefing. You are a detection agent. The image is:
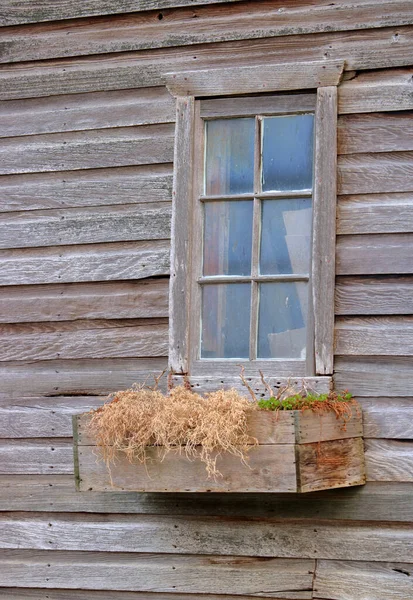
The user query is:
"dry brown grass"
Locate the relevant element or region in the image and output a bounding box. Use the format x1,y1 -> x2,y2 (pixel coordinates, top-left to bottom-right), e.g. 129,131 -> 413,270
88,385 -> 258,478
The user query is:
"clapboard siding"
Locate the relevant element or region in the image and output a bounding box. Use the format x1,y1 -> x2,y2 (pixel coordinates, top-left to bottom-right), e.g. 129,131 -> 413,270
334,357 -> 413,396
338,112 -> 413,154
0,165 -> 173,212
0,279 -> 169,323
335,276 -> 413,314
0,203 -> 171,249
336,233 -> 413,275
2,1 -> 413,65
0,440 -> 73,475
1,27 -> 413,101
338,151 -> 413,195
337,193 -> 413,234
335,316 -> 413,355
0,592 -> 303,600
0,124 -> 174,175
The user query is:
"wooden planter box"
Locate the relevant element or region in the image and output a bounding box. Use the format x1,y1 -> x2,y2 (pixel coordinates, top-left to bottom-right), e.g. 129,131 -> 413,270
73,408 -> 365,493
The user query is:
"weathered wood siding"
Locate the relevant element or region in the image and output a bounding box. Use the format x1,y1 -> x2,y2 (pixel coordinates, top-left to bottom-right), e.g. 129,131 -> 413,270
0,2 -> 413,599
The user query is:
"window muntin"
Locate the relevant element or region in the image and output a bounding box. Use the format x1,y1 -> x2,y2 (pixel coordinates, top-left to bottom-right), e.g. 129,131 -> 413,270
197,103 -> 315,365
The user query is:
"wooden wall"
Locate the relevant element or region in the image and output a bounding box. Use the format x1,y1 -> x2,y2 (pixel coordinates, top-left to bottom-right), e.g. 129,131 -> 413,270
0,2 -> 413,599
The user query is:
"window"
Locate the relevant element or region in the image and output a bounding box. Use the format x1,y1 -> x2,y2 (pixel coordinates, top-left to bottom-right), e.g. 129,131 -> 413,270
166,61 -> 341,380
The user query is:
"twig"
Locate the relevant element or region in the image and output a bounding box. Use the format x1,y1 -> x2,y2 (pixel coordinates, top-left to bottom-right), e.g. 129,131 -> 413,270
238,365 -> 257,402
259,370 -> 274,398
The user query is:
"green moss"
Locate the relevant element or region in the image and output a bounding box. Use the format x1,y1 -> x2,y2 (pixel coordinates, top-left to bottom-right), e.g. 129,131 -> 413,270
257,391 -> 353,411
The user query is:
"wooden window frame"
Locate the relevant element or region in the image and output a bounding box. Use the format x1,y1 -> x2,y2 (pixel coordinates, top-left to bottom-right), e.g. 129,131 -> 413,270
166,60 -> 342,380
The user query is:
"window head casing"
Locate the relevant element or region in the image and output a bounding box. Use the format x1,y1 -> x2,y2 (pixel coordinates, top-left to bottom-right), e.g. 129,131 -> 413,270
166,60 -> 342,380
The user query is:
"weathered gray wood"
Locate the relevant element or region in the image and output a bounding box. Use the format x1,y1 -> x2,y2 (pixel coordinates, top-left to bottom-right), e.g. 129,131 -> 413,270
3,1 -> 413,64
312,87 -> 337,376
166,60 -> 344,97
0,591 -> 309,600
315,560 -> 413,600
0,279 -> 169,323
78,443 -> 297,493
0,357 -> 168,398
168,96 -> 194,374
336,233 -> 413,275
334,357 -> 413,397
0,165 -> 173,212
338,113 -> 413,155
1,513 -> 413,563
0,124 -> 174,175
0,550 -> 314,597
200,94 -> 316,118
338,151 -> 413,195
365,439 -> 413,482
336,276 -> 413,314
0,476 -> 411,522
1,26 -> 413,101
0,240 -> 170,286
172,375 -> 332,397
0,319 -> 168,362
360,399 -> 413,439
0,203 -> 171,249
337,193 -> 413,234
339,67 -> 413,114
335,316 -> 413,356
0,87 -> 175,138
294,408 -> 362,444
0,440 -> 73,475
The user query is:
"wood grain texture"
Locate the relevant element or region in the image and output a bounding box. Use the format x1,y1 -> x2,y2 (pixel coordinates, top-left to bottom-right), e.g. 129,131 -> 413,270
336,233 -> 413,275
339,67 -> 413,114
337,193 -> 413,234
338,151 -> 413,195
338,112 -> 413,155
314,559 -> 413,600
3,1 -> 413,64
335,316 -> 413,356
1,26 -> 413,101
0,440 -> 73,475
0,514 -> 412,563
0,279 -> 169,323
0,124 -> 174,175
0,592 -> 310,600
200,94 -> 316,118
0,319 -> 168,362
294,408 -> 362,444
166,60 -> 344,97
0,240 -> 170,286
0,357 -> 168,398
334,357 -> 413,397
0,87 -> 175,138
0,203 -> 171,249
365,439 -> 413,482
312,87 -> 337,375
0,549 -> 314,597
360,399 -> 413,439
0,476 -> 411,521
336,276 -> 413,314
0,165 -> 172,213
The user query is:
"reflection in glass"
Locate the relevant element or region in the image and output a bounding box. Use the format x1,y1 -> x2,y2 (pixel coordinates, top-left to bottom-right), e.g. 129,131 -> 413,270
203,201 -> 253,276
260,198 -> 312,275
258,282 -> 308,359
201,284 -> 250,358
205,118 -> 255,195
262,114 -> 314,191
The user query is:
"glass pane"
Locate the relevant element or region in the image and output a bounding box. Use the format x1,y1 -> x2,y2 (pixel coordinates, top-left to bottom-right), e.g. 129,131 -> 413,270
258,282 -> 308,359
201,284 -> 250,358
205,118 -> 255,195
262,114 -> 314,192
203,201 -> 253,276
260,198 -> 312,275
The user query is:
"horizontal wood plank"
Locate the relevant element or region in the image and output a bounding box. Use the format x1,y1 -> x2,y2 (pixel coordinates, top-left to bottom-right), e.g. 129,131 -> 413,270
338,151 -> 413,195
0,440 -> 73,475
0,550 -> 314,597
2,26 -> 412,100
365,439 -> 413,482
0,240 -> 170,286
0,357 -> 168,398
338,113 -> 413,155
3,1 -> 413,64
339,67 -> 413,114
0,513 -> 411,563
335,316 -> 413,356
334,357 -> 413,397
360,399 -> 413,439
336,233 -> 413,275
335,276 -> 413,314
0,476 -> 411,522
0,165 -> 172,213
315,559 -> 413,600
166,60 -> 344,97
0,591 -> 307,600
0,279 -> 169,323
0,87 -> 175,138
0,203 -> 171,249
0,124 -> 174,175
337,193 -> 413,234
